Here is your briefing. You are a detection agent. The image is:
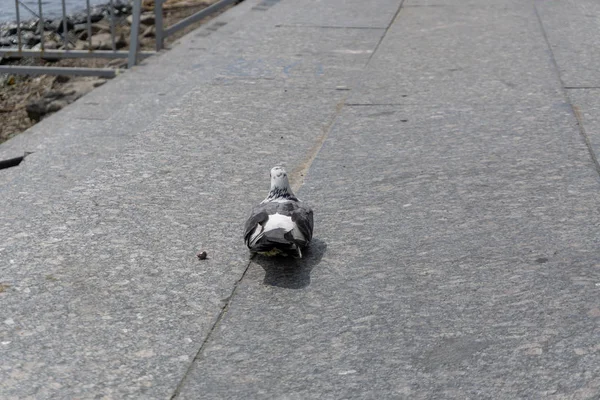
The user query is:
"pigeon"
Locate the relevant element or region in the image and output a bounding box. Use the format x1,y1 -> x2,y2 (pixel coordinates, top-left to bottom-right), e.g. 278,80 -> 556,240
244,166 -> 313,258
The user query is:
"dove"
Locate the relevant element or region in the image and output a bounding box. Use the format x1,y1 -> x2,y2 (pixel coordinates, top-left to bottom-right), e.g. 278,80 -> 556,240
244,166 -> 313,258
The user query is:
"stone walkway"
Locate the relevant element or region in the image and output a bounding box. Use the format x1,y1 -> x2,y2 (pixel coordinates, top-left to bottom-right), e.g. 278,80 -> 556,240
2,0 -> 600,398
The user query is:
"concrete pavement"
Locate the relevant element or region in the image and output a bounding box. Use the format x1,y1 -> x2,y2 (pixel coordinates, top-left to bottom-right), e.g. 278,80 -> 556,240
2,0 -> 600,398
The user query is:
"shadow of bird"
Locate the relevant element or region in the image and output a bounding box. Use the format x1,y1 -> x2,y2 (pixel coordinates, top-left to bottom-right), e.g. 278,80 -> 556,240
253,238 -> 327,289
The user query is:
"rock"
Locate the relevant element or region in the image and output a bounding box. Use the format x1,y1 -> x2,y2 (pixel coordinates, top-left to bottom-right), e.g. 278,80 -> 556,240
48,17 -> 74,34
88,33 -> 113,50
91,21 -> 111,33
20,19 -> 41,32
74,40 -> 87,51
127,12 -> 155,26
1,23 -> 18,37
110,3 -> 133,17
85,32 -> 127,50
141,12 -> 156,26
106,58 -> 127,69
21,32 -> 41,47
26,78 -> 104,122
0,36 -> 16,47
71,12 -> 88,25
71,10 -> 104,25
89,7 -> 106,22
91,14 -> 105,24
27,100 -> 68,122
73,23 -> 88,34
78,22 -> 110,41
30,40 -> 58,51
0,33 -> 44,48
116,33 -> 127,49
26,91 -> 69,122
142,25 -> 155,38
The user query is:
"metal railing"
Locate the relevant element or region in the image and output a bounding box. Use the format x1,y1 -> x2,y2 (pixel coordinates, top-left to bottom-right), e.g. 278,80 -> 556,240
154,0 -> 238,51
0,0 -> 237,77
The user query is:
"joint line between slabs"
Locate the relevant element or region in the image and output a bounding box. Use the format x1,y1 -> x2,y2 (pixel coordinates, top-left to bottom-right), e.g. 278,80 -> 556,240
365,0 -> 406,66
290,94 -> 349,191
172,86 -> 351,400
346,103 -> 406,106
275,24 -> 386,30
169,259 -> 254,399
533,1 -> 600,178
170,6 -> 396,392
289,4 -> 408,187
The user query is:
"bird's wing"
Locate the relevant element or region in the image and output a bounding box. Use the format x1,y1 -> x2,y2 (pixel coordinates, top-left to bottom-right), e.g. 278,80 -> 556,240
290,202 -> 314,244
243,203 -> 271,246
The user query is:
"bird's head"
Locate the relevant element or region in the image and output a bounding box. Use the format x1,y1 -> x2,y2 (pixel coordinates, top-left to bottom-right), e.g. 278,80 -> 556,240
270,166 -> 291,191
261,166 -> 297,203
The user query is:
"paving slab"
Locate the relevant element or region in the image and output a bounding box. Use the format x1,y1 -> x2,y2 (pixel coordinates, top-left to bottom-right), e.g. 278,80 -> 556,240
178,101 -> 600,399
0,83 -> 346,398
208,25 -> 384,88
0,0 -> 355,394
2,0 -> 600,398
569,89 -> 600,167
267,0 -> 402,28
405,0 -> 527,6
349,2 -> 563,106
535,0 -> 600,88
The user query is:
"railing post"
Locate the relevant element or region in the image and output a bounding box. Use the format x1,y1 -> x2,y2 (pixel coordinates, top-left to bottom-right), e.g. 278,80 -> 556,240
155,0 -> 164,51
128,0 -> 142,68
86,0 -> 92,50
61,0 -> 68,49
14,0 -> 22,51
37,0 -> 45,50
109,0 -> 116,51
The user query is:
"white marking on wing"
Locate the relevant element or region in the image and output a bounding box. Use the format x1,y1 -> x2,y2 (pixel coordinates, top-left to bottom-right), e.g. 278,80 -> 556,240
264,212 -> 295,233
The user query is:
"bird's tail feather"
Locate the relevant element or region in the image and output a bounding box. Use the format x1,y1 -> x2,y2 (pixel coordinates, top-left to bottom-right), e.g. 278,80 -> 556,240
249,229 -> 302,258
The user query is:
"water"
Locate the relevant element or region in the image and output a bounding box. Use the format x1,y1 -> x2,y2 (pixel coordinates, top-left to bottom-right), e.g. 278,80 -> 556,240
0,0 -> 103,23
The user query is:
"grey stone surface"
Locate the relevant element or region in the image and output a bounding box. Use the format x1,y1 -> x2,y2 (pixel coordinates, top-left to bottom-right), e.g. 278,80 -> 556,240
0,84 -> 346,398
405,0 -> 526,5
535,0 -> 600,88
0,0 -> 351,396
268,0 -> 402,28
2,0 -> 600,398
349,3 -> 563,106
179,102 -> 600,398
569,89 -> 600,167
208,25 -> 383,88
